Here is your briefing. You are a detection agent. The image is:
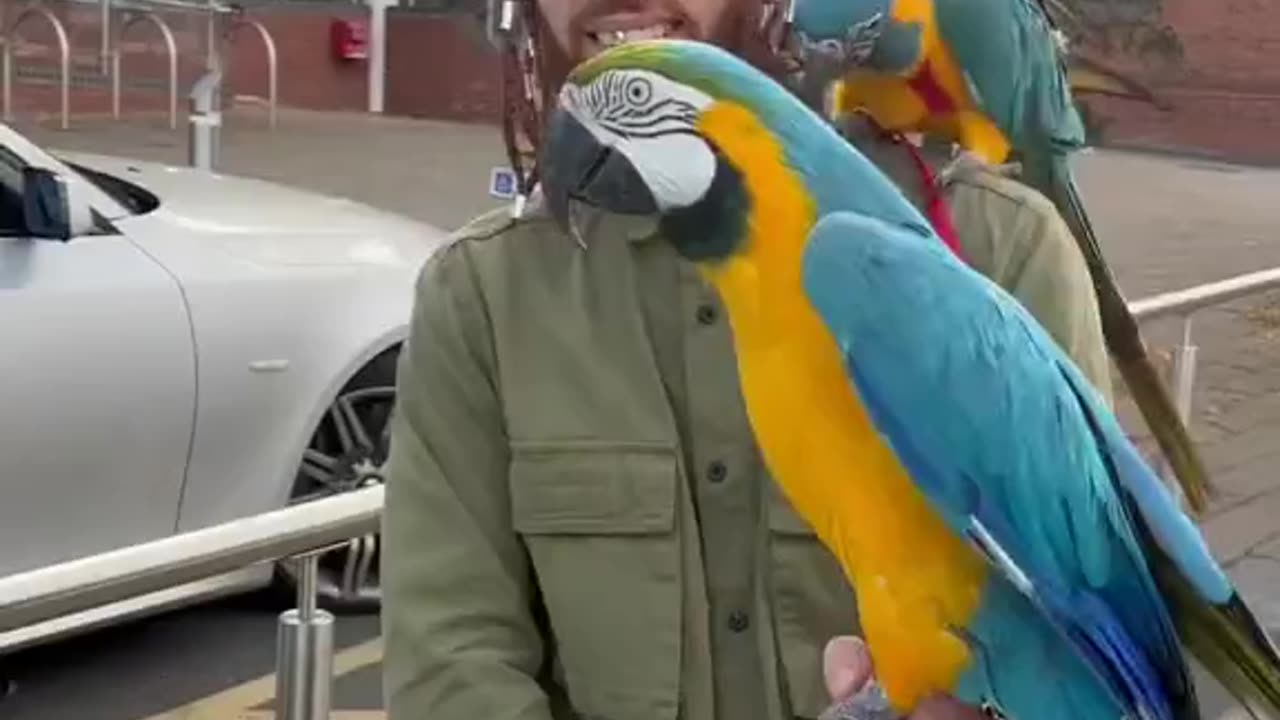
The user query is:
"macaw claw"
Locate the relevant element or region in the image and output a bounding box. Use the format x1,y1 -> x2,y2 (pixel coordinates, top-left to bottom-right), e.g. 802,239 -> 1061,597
817,679 -> 899,720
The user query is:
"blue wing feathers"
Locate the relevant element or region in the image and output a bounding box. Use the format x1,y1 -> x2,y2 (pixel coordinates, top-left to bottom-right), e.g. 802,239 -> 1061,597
1054,358 -> 1233,606
1067,589 -> 1175,720
854,340 -> 1142,716
958,577 -> 1129,718
800,211 -> 1211,720
846,351 -> 972,527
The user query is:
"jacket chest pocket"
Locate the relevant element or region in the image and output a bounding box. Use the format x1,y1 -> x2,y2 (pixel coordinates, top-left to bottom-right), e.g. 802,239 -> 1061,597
765,482 -> 860,719
510,444 -> 682,720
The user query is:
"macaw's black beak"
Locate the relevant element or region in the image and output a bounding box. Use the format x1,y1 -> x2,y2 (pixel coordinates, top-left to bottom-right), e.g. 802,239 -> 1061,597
543,107 -> 659,238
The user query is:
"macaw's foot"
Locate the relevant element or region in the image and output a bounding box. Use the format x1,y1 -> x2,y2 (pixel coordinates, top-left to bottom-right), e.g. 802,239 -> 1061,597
980,699 -> 1010,719
819,679 -> 900,720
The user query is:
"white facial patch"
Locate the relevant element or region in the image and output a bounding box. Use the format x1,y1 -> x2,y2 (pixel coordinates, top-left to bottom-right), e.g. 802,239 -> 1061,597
560,69 -> 718,211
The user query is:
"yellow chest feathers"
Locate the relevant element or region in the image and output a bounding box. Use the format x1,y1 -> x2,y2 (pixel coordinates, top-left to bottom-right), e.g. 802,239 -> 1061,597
693,101 -> 988,712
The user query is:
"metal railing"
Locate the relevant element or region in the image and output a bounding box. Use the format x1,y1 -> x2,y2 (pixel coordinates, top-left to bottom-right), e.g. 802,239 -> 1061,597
0,485 -> 380,720
232,16 -> 278,128
2,5 -> 71,129
0,268 -> 1277,717
105,0 -> 282,133
1129,266 -> 1280,498
105,0 -> 282,129
3,0 -> 279,145
88,0 -> 241,72
112,10 -> 179,128
0,485 -> 381,633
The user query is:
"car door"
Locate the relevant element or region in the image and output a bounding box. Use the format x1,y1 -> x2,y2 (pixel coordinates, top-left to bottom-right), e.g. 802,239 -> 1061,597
0,135 -> 196,576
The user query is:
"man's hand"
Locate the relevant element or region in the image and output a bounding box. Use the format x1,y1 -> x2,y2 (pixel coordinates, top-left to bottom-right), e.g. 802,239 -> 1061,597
821,636 -> 988,720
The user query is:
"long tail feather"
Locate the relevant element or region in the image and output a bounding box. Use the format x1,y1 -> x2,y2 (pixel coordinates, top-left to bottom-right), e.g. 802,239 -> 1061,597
1030,0 -> 1171,110
1147,544 -> 1280,718
1067,55 -> 1172,110
1032,157 -> 1215,513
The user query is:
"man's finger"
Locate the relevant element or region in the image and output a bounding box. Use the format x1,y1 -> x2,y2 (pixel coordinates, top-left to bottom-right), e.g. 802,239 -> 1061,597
823,635 -> 873,701
822,637 -> 987,719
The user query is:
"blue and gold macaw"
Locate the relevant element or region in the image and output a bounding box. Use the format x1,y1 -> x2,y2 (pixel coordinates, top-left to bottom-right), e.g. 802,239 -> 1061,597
786,0 -> 1214,519
541,38 -> 1280,720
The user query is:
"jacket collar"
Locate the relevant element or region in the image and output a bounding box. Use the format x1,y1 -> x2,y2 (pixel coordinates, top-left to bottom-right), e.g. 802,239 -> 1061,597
569,199 -> 662,244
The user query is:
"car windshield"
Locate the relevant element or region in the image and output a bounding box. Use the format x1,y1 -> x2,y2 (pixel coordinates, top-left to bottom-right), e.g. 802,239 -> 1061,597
63,159 -> 160,216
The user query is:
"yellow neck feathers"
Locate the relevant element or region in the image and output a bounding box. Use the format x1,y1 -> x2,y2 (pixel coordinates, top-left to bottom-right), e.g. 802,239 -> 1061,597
693,101 -> 817,342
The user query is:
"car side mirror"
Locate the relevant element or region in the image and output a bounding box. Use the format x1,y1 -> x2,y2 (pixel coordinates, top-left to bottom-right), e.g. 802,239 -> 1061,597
22,166 -> 94,241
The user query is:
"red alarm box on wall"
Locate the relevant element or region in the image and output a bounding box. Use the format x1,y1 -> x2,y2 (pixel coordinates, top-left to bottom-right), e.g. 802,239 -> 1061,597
330,18 -> 369,61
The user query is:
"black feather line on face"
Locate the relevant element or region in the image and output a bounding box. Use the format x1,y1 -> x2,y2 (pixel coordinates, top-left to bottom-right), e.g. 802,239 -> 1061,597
658,144 -> 749,262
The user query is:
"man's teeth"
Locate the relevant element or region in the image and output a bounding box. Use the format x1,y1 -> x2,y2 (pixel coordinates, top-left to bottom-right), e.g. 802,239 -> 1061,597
595,24 -> 672,47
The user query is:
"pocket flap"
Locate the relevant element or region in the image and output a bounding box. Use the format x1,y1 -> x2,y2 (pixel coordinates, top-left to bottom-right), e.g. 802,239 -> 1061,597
510,446 -> 678,535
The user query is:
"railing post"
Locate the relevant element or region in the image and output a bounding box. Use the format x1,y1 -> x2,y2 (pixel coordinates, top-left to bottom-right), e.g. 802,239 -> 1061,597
205,0 -> 218,72
275,553 -> 334,720
100,0 -> 111,74
1157,313 -> 1198,505
187,68 -> 223,170
113,12 -> 179,130
1172,314 -> 1198,424
3,7 -> 71,129
239,18 -> 277,128
366,0 -> 398,114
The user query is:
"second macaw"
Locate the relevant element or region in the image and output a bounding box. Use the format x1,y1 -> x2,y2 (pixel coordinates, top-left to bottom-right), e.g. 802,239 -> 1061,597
787,0 -> 1213,518
540,38 -> 1280,720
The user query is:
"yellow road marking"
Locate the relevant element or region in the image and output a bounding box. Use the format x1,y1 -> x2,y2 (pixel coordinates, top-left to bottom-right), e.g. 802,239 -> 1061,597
137,636 -> 383,720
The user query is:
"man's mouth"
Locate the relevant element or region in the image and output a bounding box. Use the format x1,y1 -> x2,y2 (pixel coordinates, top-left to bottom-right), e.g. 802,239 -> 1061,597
581,15 -> 688,55
589,22 -> 680,47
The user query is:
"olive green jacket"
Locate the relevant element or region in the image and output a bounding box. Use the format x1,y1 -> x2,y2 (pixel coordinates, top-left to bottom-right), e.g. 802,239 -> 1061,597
381,138 -> 1111,720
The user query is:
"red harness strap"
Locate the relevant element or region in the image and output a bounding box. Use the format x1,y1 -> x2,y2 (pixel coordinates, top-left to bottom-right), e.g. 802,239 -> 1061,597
881,129 -> 965,261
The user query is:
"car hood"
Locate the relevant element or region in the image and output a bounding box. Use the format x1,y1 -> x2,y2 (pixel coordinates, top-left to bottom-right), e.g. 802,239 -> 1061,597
59,151 -> 449,268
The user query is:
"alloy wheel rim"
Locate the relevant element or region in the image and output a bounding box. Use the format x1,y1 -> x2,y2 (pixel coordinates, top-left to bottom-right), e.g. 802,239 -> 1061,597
287,386 -> 394,605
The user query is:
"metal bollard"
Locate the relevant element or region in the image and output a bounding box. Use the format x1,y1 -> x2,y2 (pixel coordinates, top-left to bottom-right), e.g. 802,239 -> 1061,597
275,553 -> 335,720
187,69 -> 224,171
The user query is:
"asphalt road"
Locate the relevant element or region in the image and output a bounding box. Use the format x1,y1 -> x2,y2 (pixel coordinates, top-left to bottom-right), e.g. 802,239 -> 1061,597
0,590 -> 383,719
2,108 -> 1280,719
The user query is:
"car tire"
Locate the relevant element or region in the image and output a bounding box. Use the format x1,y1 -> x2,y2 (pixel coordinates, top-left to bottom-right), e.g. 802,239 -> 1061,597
272,345 -> 399,614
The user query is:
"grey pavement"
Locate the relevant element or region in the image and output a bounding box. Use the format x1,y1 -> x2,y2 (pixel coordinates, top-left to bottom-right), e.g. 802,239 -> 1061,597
5,107 -> 1280,718
14,108 -> 512,234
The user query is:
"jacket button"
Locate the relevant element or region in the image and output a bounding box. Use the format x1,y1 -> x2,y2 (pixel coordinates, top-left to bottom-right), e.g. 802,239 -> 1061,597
706,460 -> 727,483
696,303 -> 718,325
728,610 -> 750,633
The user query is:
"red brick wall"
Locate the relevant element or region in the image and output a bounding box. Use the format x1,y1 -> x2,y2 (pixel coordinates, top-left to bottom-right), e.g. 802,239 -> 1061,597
2,3 -> 367,120
1073,0 -> 1280,164
2,4 -> 495,121
378,0 -> 1280,163
224,7 -> 368,112
385,11 -> 501,123
6,1 -> 1280,164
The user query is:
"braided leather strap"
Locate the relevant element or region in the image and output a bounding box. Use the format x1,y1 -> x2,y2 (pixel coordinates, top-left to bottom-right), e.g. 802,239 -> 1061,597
497,0 -> 544,211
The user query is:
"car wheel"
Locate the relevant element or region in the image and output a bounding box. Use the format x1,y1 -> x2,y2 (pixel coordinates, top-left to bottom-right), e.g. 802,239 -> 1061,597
276,345 -> 399,613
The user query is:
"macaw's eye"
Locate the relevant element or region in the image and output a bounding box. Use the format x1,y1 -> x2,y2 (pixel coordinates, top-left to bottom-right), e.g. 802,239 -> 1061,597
625,77 -> 653,105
